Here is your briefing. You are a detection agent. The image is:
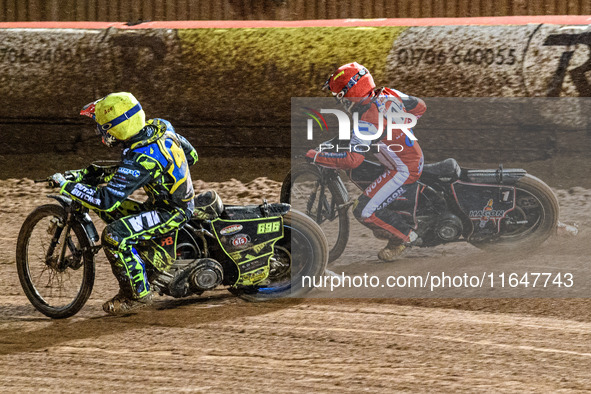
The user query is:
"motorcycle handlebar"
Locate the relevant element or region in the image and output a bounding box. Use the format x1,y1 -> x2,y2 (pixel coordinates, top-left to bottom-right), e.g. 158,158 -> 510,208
35,172 -> 77,188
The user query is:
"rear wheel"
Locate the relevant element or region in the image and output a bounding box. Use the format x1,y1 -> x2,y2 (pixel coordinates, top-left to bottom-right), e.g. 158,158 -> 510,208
280,164 -> 349,263
470,175 -> 559,251
230,210 -> 328,301
16,204 -> 95,318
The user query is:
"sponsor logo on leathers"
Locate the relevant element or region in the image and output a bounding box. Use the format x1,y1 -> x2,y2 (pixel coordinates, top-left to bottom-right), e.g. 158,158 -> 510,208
127,211 -> 161,232
72,184 -> 101,204
365,170 -> 392,195
117,167 -> 141,177
376,186 -> 407,211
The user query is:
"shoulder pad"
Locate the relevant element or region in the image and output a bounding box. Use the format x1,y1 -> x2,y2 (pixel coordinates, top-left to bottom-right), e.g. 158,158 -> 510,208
131,119 -> 167,149
152,118 -> 175,133
134,142 -> 169,171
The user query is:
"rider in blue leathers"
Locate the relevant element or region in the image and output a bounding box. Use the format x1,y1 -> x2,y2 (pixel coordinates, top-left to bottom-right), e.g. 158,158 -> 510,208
51,92 -> 198,314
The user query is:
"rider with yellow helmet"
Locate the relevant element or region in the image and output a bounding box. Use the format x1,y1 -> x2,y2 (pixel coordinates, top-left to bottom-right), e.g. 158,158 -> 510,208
51,92 -> 199,314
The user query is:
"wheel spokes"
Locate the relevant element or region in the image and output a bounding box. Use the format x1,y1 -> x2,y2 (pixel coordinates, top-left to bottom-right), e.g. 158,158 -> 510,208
27,215 -> 85,307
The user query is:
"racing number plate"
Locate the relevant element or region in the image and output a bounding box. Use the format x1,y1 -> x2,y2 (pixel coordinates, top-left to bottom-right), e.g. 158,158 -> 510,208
212,217 -> 284,286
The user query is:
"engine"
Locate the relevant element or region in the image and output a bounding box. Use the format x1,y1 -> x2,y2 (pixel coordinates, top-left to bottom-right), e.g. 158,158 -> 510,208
152,258 -> 224,298
188,259 -> 224,292
435,213 -> 464,242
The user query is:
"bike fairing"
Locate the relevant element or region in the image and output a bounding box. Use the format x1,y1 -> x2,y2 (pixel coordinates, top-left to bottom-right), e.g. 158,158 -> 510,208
211,216 -> 285,286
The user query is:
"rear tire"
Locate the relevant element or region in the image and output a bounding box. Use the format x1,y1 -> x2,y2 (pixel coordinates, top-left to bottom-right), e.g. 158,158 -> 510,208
470,174 -> 559,251
230,210 -> 328,301
16,204 -> 95,319
280,164 -> 349,263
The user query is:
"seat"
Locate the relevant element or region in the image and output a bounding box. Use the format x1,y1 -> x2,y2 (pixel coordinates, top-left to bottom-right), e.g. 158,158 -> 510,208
194,190 -> 224,219
421,158 -> 461,180
222,202 -> 291,220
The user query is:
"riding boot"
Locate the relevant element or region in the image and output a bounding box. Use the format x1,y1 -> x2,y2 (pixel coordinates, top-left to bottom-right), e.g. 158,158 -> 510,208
378,239 -> 406,262
102,246 -> 153,315
377,231 -> 422,261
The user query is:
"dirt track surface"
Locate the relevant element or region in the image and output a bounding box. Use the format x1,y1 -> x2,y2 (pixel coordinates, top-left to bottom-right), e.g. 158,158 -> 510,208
1,178 -> 591,392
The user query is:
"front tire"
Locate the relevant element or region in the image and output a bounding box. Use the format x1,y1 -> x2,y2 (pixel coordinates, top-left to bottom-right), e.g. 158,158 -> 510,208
16,204 -> 95,318
280,164 -> 350,263
231,210 -> 329,301
470,174 -> 559,251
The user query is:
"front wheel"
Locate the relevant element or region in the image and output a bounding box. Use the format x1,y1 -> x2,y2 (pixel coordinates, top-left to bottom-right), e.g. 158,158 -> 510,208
230,210 -> 329,301
16,204 -> 95,318
470,174 -> 559,251
280,164 -> 350,263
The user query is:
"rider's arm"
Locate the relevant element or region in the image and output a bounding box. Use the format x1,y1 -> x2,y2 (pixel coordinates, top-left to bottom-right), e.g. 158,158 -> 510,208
305,124 -> 372,170
307,150 -> 365,170
70,164 -> 118,185
59,152 -> 160,212
177,134 -> 198,166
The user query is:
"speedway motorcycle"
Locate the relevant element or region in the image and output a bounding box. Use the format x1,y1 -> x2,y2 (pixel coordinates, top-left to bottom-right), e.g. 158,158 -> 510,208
16,175 -> 328,319
281,154 -> 559,263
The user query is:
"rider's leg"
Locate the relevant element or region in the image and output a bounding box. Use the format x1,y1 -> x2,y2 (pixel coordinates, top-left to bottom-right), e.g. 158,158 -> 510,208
101,207 -> 189,314
362,183 -> 420,241
353,175 -> 420,261
95,198 -> 143,223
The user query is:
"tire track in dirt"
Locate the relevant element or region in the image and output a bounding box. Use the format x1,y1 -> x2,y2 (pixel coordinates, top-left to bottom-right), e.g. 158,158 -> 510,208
1,177 -> 590,391
2,294 -> 591,391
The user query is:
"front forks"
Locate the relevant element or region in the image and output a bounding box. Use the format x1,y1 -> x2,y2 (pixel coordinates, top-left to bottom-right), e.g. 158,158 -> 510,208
45,217 -> 66,269
45,213 -> 84,272
308,179 -> 341,224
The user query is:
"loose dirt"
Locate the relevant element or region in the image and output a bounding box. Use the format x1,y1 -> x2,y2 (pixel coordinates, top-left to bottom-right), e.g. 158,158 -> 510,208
0,177 -> 590,392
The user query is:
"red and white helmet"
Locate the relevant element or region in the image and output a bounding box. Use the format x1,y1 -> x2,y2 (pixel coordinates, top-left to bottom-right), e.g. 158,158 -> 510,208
323,62 -> 376,112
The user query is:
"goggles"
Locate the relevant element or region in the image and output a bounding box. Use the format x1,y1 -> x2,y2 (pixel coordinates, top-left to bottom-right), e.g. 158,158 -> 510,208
97,103 -> 142,132
80,100 -> 142,133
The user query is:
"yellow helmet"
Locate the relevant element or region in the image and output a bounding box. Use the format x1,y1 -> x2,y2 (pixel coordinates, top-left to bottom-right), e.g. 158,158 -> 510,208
83,92 -> 146,147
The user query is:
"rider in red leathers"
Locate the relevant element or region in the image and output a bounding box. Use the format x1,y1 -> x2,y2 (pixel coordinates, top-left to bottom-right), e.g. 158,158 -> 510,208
306,62 -> 427,261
